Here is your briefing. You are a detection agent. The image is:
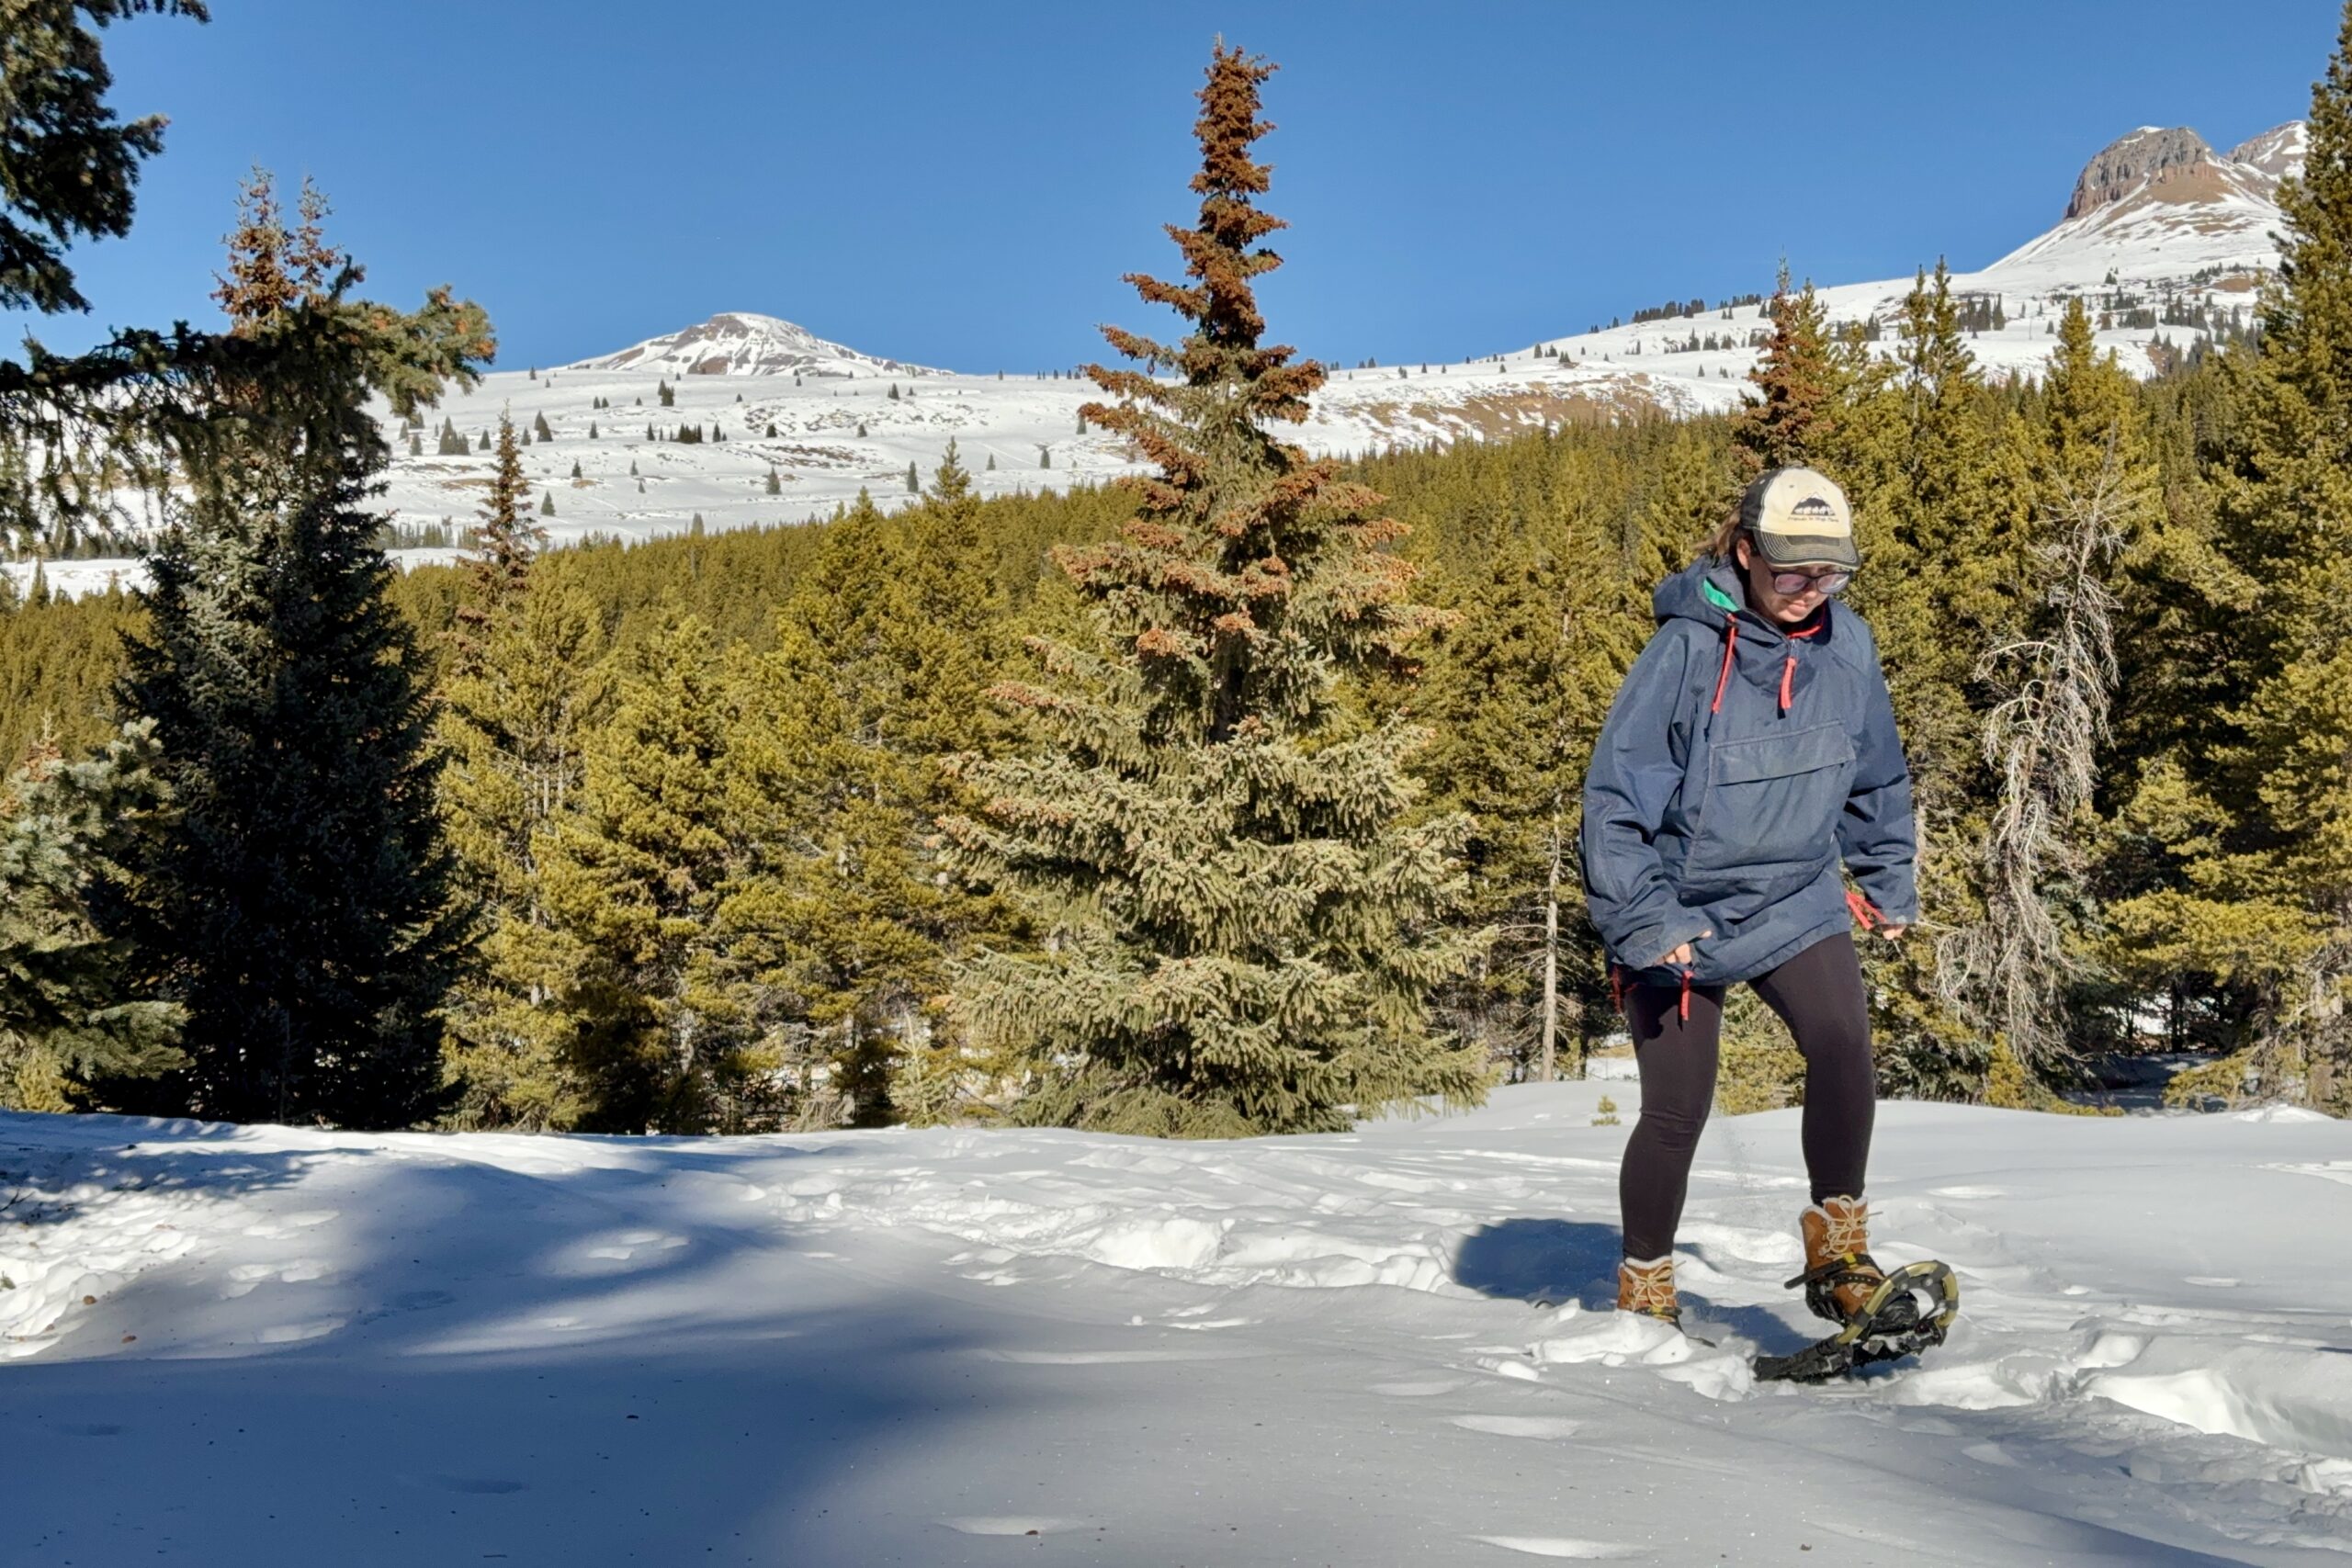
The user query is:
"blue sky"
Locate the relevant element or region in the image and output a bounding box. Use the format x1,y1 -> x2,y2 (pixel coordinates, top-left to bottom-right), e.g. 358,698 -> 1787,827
15,1 -> 2344,373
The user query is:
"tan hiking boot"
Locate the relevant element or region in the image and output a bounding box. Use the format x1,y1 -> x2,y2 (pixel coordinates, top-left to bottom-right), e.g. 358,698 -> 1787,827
1792,1195 -> 1890,1325
1616,1255 -> 1680,1325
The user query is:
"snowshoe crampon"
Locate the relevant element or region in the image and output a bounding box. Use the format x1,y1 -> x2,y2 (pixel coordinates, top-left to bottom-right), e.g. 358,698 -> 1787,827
1752,1260 -> 1959,1383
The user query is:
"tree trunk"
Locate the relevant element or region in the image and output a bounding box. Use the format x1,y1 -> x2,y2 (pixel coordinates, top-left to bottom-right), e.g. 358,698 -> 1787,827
1539,822 -> 1561,1084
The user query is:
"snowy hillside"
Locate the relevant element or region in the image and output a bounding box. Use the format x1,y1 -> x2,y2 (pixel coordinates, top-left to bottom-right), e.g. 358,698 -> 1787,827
2,118 -> 2308,603
5,1083 -> 2348,1563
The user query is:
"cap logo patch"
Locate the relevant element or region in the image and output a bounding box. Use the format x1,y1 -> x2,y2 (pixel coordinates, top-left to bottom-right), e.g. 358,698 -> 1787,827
1789,495 -> 1838,523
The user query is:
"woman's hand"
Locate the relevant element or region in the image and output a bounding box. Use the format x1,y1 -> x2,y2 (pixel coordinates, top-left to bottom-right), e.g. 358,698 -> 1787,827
1657,930 -> 1713,967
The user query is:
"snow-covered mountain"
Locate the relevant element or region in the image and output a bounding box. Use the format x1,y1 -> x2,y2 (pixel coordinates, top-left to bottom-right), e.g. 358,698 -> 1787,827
563,310 -> 941,380
4,119 -> 2311,601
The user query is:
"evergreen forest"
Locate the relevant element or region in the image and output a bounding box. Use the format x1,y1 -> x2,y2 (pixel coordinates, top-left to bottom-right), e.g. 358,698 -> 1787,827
8,11 -> 2352,1131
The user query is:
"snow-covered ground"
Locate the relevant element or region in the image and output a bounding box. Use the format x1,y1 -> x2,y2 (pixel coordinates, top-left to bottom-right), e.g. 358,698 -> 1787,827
5,1083 -> 2348,1564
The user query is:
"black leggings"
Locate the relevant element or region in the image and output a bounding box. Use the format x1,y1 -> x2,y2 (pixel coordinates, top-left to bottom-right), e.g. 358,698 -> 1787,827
1618,931 -> 1874,1261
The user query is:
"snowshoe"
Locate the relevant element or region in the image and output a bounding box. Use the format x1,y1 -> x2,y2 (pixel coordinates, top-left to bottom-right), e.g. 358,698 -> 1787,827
1752,1259 -> 1959,1382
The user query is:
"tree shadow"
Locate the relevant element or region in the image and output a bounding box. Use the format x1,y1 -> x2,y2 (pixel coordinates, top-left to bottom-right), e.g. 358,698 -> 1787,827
1450,1216 -> 1815,1352
0,1110 -> 314,1229
0,1120 -> 1066,1565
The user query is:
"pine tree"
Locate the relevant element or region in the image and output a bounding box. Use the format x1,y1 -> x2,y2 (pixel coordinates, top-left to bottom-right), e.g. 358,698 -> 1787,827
905,460 -> 918,493
447,415 -> 539,678
436,574 -> 610,1130
1945,299 -> 2145,1074
1414,537 -> 1634,1082
1730,263 -> 1842,479
658,378 -> 674,408
570,458 -> 582,479
587,421 -> 598,439
765,466 -> 781,495
435,415 -> 468,456
1828,258 -> 2032,1100
107,169 -> 490,1128
942,46 -> 1487,1136
535,614 -> 750,1132
0,0 -> 206,321
540,489 -> 555,516
533,412 -> 553,442
0,720 -> 183,1108
477,428 -> 491,450
2169,2 -> 2352,1111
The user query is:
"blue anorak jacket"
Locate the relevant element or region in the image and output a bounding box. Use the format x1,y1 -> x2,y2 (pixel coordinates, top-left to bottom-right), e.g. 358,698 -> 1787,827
1580,559 -> 1918,989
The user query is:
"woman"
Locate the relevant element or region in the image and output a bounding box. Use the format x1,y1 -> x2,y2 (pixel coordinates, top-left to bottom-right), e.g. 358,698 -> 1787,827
1580,466 -> 1918,1333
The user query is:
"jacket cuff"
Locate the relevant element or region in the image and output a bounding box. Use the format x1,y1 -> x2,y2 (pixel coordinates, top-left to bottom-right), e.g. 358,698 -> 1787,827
1620,911 -> 1712,970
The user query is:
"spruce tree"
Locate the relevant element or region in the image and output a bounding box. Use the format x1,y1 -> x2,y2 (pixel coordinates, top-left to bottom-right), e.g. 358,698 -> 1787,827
725,472 -> 1011,1128
2173,1 -> 2352,1111
1946,299 -> 2145,1075
447,415 -> 539,678
942,46 -> 1487,1136
533,411 -> 553,442
107,170 -> 490,1127
1730,264 -> 1842,479
0,720 -> 183,1108
436,574 -> 610,1129
536,614 -> 750,1132
0,0 -> 207,321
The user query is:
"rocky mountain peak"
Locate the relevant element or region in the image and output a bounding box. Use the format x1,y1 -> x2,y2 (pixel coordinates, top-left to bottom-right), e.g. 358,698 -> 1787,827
2064,127 -> 2218,220
2227,121 -> 2310,184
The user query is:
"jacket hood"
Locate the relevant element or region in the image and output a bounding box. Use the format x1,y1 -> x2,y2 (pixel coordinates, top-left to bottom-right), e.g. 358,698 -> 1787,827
1652,558 -> 1820,648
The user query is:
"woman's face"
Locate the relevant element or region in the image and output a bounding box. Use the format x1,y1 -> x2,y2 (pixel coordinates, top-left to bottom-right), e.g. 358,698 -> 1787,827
1735,537 -> 1838,626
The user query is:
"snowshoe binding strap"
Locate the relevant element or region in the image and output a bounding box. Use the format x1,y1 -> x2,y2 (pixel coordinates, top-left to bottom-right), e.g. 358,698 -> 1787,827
1753,1261 -> 1962,1383
1784,1251 -> 1912,1331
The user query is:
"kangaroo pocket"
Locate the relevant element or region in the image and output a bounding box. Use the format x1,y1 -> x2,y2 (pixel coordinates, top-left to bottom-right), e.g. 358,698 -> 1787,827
1681,721 -> 1855,896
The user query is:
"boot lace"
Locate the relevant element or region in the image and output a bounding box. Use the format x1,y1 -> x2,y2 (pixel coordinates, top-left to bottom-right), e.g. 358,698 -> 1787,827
1621,1258 -> 1677,1316
1818,1197 -> 1870,1258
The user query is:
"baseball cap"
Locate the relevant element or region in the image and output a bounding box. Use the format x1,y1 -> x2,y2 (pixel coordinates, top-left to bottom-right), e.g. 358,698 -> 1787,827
1738,467 -> 1860,570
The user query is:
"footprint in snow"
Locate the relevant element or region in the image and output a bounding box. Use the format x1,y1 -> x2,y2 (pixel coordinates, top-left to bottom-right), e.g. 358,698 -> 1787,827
1373,1377 -> 1474,1397
1449,1415 -> 1584,1438
1469,1536 -> 1645,1559
974,1347 -> 1260,1365
936,1517 -> 1094,1536
255,1318 -> 344,1344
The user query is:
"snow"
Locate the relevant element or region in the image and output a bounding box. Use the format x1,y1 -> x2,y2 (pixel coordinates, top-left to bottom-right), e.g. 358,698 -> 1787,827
6,1082 -> 2350,1562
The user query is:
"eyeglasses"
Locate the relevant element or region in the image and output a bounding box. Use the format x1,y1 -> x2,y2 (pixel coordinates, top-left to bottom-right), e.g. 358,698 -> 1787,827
1769,568 -> 1851,596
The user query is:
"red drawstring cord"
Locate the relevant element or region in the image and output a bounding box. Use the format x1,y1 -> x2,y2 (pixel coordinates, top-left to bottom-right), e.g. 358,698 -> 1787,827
1846,889 -> 1882,931
1612,960 -> 1692,1020
1779,620 -> 1824,716
1710,619 -> 1738,714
